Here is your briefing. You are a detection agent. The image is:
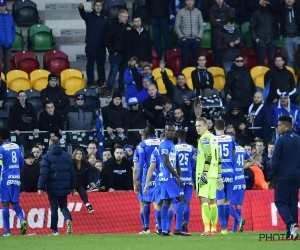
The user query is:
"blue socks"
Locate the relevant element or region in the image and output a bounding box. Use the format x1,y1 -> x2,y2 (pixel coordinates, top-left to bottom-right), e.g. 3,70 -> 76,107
143,204 -> 150,230
167,209 -> 174,231
184,205 -> 190,225
224,204 -> 230,229
174,202 -> 184,231
231,207 -> 242,232
140,212 -> 144,228
161,204 -> 170,233
218,204 -> 226,230
13,204 -> 25,221
2,207 -> 10,233
155,209 -> 162,230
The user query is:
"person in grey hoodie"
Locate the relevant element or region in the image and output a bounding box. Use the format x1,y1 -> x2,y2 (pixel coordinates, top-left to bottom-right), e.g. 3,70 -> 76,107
174,0 -> 204,70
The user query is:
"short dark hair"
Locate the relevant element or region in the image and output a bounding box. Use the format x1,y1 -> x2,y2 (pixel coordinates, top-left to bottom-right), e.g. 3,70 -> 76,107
165,122 -> 175,129
133,15 -> 142,20
214,119 -> 225,130
114,146 -> 124,151
18,90 -> 25,96
129,55 -> 139,63
279,115 -> 292,125
45,101 -> 54,108
162,96 -> 172,106
275,55 -> 284,61
143,65 -> 151,70
94,0 -> 103,6
267,141 -> 275,146
176,129 -> 186,140
88,141 -> 98,148
144,124 -> 156,137
235,55 -> 243,60
198,54 -> 207,60
255,139 -> 265,146
226,17 -> 235,24
177,73 -> 185,79
0,128 -> 10,140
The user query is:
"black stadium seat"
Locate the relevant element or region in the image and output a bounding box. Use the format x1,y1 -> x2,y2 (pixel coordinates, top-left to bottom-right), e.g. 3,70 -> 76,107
133,0 -> 150,25
13,0 -> 39,27
104,0 -> 127,21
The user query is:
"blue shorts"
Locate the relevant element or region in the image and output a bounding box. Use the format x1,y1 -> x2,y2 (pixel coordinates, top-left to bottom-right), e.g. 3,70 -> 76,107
0,181 -> 21,203
160,179 -> 183,200
183,184 -> 193,203
154,185 -> 162,204
143,185 -> 155,202
138,186 -> 144,202
230,188 -> 246,206
216,174 -> 234,200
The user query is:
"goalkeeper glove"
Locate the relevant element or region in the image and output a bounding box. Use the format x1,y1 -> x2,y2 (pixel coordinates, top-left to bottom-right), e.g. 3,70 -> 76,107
217,173 -> 224,190
198,171 -> 208,187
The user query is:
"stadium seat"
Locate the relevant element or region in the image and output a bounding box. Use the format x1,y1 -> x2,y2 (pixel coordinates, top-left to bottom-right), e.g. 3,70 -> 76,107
199,48 -> 213,68
182,67 -> 196,80
25,88 -> 40,99
28,24 -> 54,51
6,70 -> 31,92
240,48 -> 258,70
250,66 -> 269,89
0,117 -> 9,128
207,67 -> 225,92
60,69 -> 85,95
13,0 -> 39,27
6,89 -> 18,110
240,22 -> 252,48
1,72 -> 5,82
85,96 -> 101,110
155,78 -> 167,94
152,67 -> 173,81
48,58 -> 70,76
18,58 -> 40,74
152,50 -> 160,69
133,0 -> 150,25
165,48 -> 181,75
11,26 -> 24,52
186,77 -> 194,90
44,50 -> 68,68
201,22 -> 211,49
30,69 -> 50,91
14,50 -> 37,66
75,88 -> 97,98
104,0 -> 127,21
27,96 -> 43,114
285,65 -> 298,84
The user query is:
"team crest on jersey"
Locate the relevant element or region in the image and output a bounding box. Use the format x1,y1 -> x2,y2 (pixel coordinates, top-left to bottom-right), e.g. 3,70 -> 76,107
202,137 -> 210,145
161,149 -> 169,155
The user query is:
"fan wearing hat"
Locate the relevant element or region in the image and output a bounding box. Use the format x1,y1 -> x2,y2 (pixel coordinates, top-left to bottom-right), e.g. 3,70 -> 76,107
0,0 -> 15,75
22,151 -> 40,193
102,92 -> 129,139
272,89 -> 300,134
40,73 -> 69,114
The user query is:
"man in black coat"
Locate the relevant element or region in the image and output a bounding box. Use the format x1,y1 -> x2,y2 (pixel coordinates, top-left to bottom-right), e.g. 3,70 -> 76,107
38,136 -> 76,235
21,151 -> 40,193
105,146 -> 133,191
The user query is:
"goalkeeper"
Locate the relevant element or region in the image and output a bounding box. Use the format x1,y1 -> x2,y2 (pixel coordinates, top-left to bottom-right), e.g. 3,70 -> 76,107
195,117 -> 223,236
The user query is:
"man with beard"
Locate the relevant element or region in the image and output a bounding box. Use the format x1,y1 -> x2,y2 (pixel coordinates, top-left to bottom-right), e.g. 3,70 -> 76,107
172,108 -> 191,132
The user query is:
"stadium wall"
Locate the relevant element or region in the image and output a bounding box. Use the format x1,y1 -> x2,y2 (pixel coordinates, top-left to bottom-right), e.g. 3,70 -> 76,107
0,190 -> 299,235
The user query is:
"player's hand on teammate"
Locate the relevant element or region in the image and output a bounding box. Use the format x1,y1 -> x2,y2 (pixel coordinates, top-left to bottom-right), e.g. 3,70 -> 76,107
217,174 -> 224,190
37,190 -> 43,196
198,171 -> 208,187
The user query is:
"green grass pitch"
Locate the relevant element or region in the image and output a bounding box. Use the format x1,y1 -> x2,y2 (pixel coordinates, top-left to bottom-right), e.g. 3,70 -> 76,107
1,232 -> 299,250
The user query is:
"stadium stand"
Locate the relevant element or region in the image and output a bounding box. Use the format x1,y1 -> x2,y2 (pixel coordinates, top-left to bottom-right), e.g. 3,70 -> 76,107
6,70 -> 31,92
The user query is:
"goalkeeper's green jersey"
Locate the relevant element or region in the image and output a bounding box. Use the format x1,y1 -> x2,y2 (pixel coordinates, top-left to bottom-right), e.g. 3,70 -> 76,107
196,130 -> 220,179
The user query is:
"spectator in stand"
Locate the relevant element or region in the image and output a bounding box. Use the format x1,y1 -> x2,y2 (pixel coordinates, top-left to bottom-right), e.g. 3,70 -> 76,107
127,97 -> 147,146
172,108 -> 191,132
39,101 -> 64,138
31,145 -> 42,165
244,143 -> 252,155
191,54 -> 214,97
279,0 -> 300,67
160,61 -> 194,118
93,160 -> 107,191
216,17 -> 243,74
262,141 -> 274,180
250,0 -> 279,67
87,153 -> 97,166
224,55 -> 257,114
124,56 -> 142,105
72,148 -> 99,213
157,97 -> 176,129
87,142 -> 100,159
255,139 -> 266,157
21,152 -> 40,193
272,90 -> 300,134
102,92 -> 129,141
222,101 -> 250,145
145,0 -> 170,59
136,76 -> 161,103
264,56 -> 296,105
40,74 -> 69,117
247,91 -> 273,143
174,0 -> 204,70
65,93 -> 96,131
0,0 -> 15,75
130,64 -> 157,93
105,146 -> 133,192
125,16 -> 152,66
141,84 -> 163,127
0,78 -> 8,117
209,0 -> 234,66
78,1 -> 109,88
247,152 -> 269,190
124,144 -> 134,168
169,0 -> 202,22
102,149 -> 112,162
105,9 -> 131,96
9,90 -> 39,151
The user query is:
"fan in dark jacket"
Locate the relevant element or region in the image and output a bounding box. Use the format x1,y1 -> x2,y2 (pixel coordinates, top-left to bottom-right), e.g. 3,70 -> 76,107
72,148 -> 100,213
21,151 -> 40,193
0,79 -> 8,117
37,137 -> 76,234
40,74 -> 70,116
224,56 -> 257,114
105,146 -> 133,191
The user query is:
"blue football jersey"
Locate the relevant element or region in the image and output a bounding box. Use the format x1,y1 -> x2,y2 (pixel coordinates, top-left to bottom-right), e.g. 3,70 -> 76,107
150,149 -> 161,186
138,137 -> 160,184
175,142 -> 195,184
0,142 -> 24,185
158,138 -> 177,182
216,134 -> 235,175
233,143 -> 250,189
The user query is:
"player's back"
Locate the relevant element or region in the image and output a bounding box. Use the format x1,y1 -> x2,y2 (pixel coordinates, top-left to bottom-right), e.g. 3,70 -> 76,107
175,142 -> 194,183
158,138 -> 177,181
0,142 -> 24,181
233,144 -> 250,187
216,134 -> 235,173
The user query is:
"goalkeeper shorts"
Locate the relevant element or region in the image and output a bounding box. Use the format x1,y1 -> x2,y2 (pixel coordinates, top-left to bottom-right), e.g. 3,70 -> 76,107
197,178 -> 217,199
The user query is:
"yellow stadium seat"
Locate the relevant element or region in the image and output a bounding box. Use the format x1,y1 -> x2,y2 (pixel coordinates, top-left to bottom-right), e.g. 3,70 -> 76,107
250,66 -> 269,89
207,67 -> 225,92
6,70 -> 31,90
30,69 -> 51,91
1,72 -> 5,82
152,67 -> 173,81
186,77 -> 194,90
285,65 -> 298,84
63,77 -> 85,95
155,77 -> 167,94
182,67 -> 196,79
60,68 -> 83,88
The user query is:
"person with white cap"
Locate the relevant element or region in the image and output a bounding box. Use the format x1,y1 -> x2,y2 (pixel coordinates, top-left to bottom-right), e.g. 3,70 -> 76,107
0,0 -> 15,75
272,88 -> 300,134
